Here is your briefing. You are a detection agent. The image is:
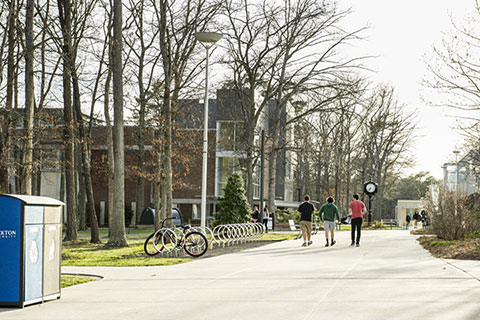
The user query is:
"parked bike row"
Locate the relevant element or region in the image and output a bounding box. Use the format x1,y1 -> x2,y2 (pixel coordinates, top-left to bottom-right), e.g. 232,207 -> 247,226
143,219 -> 266,258
143,217 -> 209,258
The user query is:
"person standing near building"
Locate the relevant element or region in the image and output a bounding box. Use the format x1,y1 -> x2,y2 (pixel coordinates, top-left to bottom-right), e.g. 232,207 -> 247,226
406,214 -> 411,230
349,194 -> 366,247
298,195 -> 315,247
263,206 -> 269,233
319,197 -> 340,247
252,205 -> 259,223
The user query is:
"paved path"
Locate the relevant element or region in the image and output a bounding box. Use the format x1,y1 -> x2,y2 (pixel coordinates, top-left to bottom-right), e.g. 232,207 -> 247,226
2,230 -> 480,320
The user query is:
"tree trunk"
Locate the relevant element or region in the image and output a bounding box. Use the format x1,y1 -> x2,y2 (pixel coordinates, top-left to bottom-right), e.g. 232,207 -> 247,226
4,0 -> 16,193
245,121 -> 255,206
158,0 -> 172,228
153,125 -> 163,230
72,70 -> 100,243
267,107 -> 283,216
58,0 -> 77,241
22,0 -> 34,195
107,0 -> 128,247
104,67 -> 114,230
162,97 -> 172,224
154,180 -> 161,231
136,110 -> 146,224
76,148 -> 87,230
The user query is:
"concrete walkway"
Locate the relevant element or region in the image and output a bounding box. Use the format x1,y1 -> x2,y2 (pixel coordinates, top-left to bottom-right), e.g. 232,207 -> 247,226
2,230 -> 480,320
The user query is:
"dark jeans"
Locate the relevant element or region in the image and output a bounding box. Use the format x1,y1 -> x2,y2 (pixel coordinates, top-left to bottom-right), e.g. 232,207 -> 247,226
263,219 -> 268,231
351,217 -> 363,244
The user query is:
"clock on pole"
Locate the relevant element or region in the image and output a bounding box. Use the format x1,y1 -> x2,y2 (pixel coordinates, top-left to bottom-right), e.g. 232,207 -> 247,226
364,181 -> 377,196
363,181 -> 377,224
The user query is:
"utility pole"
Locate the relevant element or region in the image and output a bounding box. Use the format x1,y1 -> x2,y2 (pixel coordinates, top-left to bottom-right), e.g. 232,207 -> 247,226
259,129 -> 265,224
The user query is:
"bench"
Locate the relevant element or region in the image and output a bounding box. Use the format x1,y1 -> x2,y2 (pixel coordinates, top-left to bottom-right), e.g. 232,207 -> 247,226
381,219 -> 397,230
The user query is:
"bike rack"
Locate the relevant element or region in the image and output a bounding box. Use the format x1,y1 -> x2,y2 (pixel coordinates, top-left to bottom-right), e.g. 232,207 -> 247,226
210,222 -> 265,247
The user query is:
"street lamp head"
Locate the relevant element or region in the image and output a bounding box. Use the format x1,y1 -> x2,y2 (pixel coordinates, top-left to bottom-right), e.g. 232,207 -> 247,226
195,32 -> 223,44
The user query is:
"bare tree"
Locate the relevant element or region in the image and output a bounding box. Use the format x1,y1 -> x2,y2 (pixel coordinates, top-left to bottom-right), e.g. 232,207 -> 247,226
424,1 -> 480,179
21,0 -> 35,195
152,0 -> 220,225
223,0 -> 364,213
360,86 -> 415,220
1,0 -> 18,193
264,0 -> 363,215
57,0 -> 77,241
124,0 -> 161,224
107,0 -> 128,247
424,2 -> 480,114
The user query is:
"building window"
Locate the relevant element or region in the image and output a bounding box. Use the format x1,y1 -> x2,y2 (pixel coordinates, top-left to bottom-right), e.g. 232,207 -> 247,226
217,157 -> 238,196
216,121 -> 249,197
217,121 -> 245,152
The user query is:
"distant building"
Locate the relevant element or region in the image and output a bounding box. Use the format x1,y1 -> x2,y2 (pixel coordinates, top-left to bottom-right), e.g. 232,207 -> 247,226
395,199 -> 424,227
442,151 -> 478,196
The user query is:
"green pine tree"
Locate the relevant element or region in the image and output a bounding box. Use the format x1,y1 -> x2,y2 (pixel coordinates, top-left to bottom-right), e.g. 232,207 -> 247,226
214,173 -> 251,225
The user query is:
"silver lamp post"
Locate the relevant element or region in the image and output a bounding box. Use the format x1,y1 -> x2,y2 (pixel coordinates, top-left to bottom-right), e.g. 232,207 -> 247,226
195,32 -> 223,228
453,150 -> 460,215
453,150 -> 460,194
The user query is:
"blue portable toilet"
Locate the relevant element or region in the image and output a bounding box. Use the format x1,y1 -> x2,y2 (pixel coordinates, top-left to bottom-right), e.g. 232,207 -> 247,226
0,194 -> 64,308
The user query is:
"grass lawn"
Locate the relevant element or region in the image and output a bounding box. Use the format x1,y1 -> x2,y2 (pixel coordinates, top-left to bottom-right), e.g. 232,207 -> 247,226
62,232 -> 296,267
62,238 -> 191,267
61,275 -> 97,288
335,224 -> 403,231
254,232 -> 298,241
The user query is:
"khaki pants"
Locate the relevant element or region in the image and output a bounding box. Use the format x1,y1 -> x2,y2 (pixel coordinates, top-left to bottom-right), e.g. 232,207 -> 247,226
300,221 -> 312,234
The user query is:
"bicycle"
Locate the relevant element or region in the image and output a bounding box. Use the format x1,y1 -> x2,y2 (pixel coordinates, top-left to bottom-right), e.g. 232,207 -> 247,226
143,217 -> 208,258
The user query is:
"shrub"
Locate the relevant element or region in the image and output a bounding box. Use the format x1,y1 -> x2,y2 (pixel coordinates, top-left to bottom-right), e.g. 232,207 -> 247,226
213,173 -> 250,226
275,208 -> 300,224
370,221 -> 385,229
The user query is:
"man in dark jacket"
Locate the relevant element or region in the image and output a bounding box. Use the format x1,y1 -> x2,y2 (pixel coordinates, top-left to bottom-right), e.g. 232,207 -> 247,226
297,195 -> 315,247
319,197 -> 340,247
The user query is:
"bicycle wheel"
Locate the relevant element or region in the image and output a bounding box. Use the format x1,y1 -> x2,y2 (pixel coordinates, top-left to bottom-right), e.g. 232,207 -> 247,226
184,231 -> 208,257
152,229 -> 166,253
161,229 -> 178,252
144,232 -> 161,256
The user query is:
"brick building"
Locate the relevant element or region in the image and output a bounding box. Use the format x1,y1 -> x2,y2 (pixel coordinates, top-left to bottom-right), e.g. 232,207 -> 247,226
7,89 -> 297,225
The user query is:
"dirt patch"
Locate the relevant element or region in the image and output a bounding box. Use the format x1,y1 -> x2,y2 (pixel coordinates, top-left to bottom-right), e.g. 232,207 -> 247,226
418,236 -> 480,260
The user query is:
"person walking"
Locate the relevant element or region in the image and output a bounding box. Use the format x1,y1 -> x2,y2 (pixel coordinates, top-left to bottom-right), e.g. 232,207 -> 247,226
319,197 -> 340,247
263,206 -> 269,233
297,195 -> 315,247
349,194 -> 366,247
421,209 -> 427,228
406,214 -> 411,230
413,210 -> 420,229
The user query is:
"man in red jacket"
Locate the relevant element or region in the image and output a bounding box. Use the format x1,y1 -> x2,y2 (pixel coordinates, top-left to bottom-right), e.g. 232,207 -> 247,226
349,193 -> 367,247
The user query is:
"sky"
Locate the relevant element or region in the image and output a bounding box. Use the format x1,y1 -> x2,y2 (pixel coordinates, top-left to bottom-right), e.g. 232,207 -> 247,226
339,0 -> 476,178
